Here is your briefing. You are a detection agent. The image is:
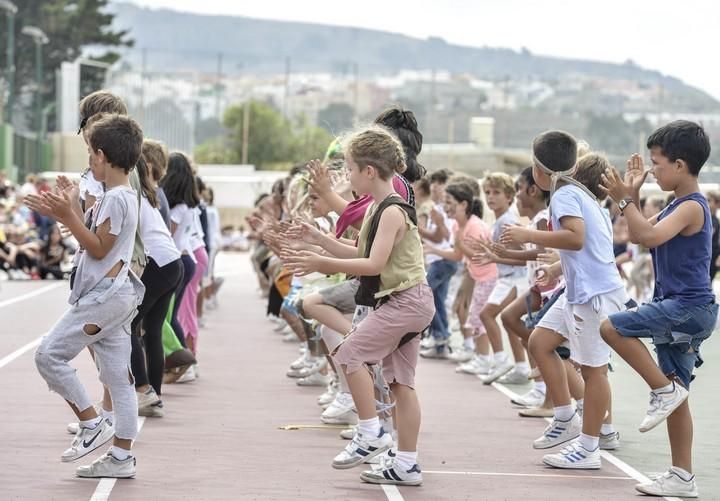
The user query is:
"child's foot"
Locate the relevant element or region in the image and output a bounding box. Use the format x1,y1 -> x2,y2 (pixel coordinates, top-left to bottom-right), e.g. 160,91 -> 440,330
360,462 -> 422,486
447,346 -> 474,363
639,383 -> 689,433
137,387 -> 164,418
296,372 -> 332,387
76,451 -> 136,478
332,429 -> 393,469
533,412 -> 581,449
480,359 -> 514,384
61,418 -> 114,462
635,467 -> 698,498
511,388 -> 546,408
419,343 -> 450,359
497,367 -> 530,385
518,406 -> 554,418
456,356 -> 491,375
542,440 -> 601,470
321,392 -> 357,425
339,426 -> 356,440
599,431 -> 620,450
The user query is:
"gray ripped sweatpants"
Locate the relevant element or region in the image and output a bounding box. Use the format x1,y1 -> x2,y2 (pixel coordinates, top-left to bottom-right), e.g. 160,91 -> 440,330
35,277 -> 141,440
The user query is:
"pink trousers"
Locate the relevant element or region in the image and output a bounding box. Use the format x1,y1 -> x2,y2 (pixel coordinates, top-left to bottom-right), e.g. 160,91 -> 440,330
178,246 -> 208,353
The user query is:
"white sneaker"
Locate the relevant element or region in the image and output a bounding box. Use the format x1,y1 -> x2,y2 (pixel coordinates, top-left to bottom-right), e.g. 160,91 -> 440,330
287,356 -> 317,378
67,422 -> 79,435
497,367 -> 530,385
533,412 -> 581,449
419,336 -> 437,350
456,355 -> 491,375
332,429 -> 393,469
290,352 -> 312,371
420,344 -> 450,359
296,372 -> 332,387
639,383 -> 689,433
599,431 -> 620,450
61,418 -> 115,462
367,448 -> 396,466
447,346 -> 474,363
542,440 -> 601,470
635,468 -> 698,497
317,380 -> 339,407
76,451 -> 136,478
340,426 -> 356,440
360,461 -> 423,486
480,359 -> 514,384
511,388 -> 546,408
321,392 -> 357,425
137,387 -> 164,418
297,357 -> 328,378
177,365 -> 196,383
282,331 -> 298,342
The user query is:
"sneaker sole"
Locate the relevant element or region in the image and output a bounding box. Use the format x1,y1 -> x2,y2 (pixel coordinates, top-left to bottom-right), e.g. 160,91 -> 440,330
360,474 -> 422,486
76,470 -> 136,479
321,414 -> 358,425
638,391 -> 689,433
138,406 -> 164,418
332,443 -> 391,470
542,457 -> 601,470
634,485 -> 698,497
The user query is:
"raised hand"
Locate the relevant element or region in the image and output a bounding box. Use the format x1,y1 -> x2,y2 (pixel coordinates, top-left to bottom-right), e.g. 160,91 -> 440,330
429,208 -> 444,226
284,249 -> 322,276
537,249 -> 560,265
307,159 -> 332,196
41,190 -> 75,223
500,224 -> 529,246
535,264 -> 559,287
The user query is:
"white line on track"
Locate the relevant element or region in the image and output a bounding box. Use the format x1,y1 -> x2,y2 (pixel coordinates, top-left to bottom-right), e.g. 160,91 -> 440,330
423,470 -> 632,480
381,484 -> 405,500
0,336 -> 44,369
0,281 -> 64,309
491,382 -> 682,501
89,417 -> 146,501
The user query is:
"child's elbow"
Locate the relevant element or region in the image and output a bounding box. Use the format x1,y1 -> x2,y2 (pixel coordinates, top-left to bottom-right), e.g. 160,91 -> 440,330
567,239 -> 583,251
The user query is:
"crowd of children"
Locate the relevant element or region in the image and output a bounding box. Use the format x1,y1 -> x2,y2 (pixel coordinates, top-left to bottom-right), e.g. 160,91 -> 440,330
23,90 -> 225,479
250,110 -> 716,498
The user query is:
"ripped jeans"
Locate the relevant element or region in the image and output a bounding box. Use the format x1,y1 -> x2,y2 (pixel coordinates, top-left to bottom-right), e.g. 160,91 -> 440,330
35,277 -> 141,440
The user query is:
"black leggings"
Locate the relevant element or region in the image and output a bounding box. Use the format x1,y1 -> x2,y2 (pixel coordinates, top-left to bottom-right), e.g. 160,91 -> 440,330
130,257 -> 184,395
171,254 -> 196,348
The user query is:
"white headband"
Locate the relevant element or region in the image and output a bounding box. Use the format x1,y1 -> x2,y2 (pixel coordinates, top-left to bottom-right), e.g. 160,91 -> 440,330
533,153 -> 598,203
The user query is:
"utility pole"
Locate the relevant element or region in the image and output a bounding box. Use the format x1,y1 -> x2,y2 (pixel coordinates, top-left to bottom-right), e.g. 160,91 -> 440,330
215,52 -> 223,120
283,56 -> 291,119
0,0 -> 17,124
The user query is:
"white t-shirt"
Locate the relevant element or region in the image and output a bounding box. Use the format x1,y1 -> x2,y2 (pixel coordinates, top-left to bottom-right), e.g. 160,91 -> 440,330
550,184 -> 624,304
206,205 -> 221,250
424,203 -> 453,265
526,208 -> 549,286
79,170 -> 104,202
140,196 -> 181,267
169,203 -> 196,262
189,206 -> 206,251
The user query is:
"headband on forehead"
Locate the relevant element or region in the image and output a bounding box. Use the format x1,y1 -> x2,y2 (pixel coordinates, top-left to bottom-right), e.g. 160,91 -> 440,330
533,152 -> 598,202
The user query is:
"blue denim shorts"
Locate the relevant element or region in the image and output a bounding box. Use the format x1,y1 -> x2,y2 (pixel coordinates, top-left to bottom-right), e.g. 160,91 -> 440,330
608,299 -> 718,388
281,284 -> 302,317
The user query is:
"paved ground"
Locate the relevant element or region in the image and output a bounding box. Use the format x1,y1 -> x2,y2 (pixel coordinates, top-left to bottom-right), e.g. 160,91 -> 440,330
0,253 -> 718,500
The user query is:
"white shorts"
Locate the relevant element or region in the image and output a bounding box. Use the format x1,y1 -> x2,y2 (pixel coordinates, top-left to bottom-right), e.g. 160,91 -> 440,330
487,275 -> 529,306
536,287 -> 629,367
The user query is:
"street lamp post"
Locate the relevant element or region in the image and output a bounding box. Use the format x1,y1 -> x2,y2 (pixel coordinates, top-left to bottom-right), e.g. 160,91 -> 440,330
0,0 -> 17,124
21,25 -> 48,174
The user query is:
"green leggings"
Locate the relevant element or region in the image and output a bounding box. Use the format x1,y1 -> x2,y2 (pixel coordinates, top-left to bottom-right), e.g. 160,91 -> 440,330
162,295 -> 184,356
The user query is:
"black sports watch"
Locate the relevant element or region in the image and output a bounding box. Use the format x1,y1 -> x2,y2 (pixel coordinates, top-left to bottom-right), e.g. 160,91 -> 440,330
618,197 -> 635,214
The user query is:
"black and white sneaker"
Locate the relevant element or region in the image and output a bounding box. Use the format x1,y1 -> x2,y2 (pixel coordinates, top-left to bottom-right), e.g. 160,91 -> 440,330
61,418 -> 114,462
331,428 -> 393,469
361,462 -> 423,486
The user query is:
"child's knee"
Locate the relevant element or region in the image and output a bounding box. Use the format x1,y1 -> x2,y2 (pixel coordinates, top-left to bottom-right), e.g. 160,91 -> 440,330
34,349 -> 55,381
599,319 -> 615,342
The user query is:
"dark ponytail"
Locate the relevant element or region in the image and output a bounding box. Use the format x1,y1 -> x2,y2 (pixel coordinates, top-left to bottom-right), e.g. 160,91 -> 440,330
446,182 -> 482,219
374,107 -> 425,182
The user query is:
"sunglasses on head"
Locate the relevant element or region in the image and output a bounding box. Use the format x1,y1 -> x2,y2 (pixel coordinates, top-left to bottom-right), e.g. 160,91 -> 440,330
77,116 -> 88,135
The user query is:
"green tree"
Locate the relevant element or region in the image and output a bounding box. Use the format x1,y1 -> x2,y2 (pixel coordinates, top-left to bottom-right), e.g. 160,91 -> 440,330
1,0 -> 132,129
317,102 -> 354,134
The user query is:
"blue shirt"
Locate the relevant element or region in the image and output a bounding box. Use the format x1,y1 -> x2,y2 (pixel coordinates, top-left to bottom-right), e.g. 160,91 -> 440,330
550,185 -> 623,304
652,192 -> 715,305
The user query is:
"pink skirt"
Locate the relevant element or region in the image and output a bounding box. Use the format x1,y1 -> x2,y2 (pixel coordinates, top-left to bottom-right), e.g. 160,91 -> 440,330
178,246 -> 208,352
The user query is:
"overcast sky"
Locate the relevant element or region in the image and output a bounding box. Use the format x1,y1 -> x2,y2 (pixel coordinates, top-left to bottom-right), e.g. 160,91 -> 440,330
128,0 -> 720,99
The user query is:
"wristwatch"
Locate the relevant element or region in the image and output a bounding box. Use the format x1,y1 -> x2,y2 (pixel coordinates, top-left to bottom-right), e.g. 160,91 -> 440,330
618,197 -> 635,214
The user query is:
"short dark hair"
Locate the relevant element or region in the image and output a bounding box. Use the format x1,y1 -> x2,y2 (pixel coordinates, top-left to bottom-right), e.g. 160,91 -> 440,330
533,130 -> 577,172
518,166 -> 550,202
446,182 -> 483,219
86,114 -> 143,173
161,152 -> 200,208
415,176 -> 431,197
429,168 -> 452,185
79,90 -> 127,131
574,153 -> 611,200
646,120 -> 711,176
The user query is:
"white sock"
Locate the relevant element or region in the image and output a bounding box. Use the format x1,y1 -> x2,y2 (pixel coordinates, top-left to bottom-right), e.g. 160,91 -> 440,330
463,337 -> 475,350
515,361 -> 530,374
101,408 -> 114,425
394,450 -> 418,472
670,466 -> 694,481
110,445 -> 132,460
576,399 -> 584,413
477,354 -> 492,363
534,381 -> 547,393
80,415 -> 103,429
554,404 -> 575,421
493,351 -> 508,363
579,433 -> 599,451
357,417 -> 381,438
600,423 -> 615,435
655,382 -> 675,394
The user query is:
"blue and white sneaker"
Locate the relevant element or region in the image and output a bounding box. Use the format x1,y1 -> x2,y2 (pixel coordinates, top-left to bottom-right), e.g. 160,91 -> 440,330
542,440 -> 601,469
332,428 -> 393,469
532,412 -> 581,449
361,461 -> 423,486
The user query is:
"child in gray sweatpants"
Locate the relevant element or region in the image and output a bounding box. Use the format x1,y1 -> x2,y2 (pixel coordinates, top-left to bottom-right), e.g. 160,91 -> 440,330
27,113 -> 146,479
